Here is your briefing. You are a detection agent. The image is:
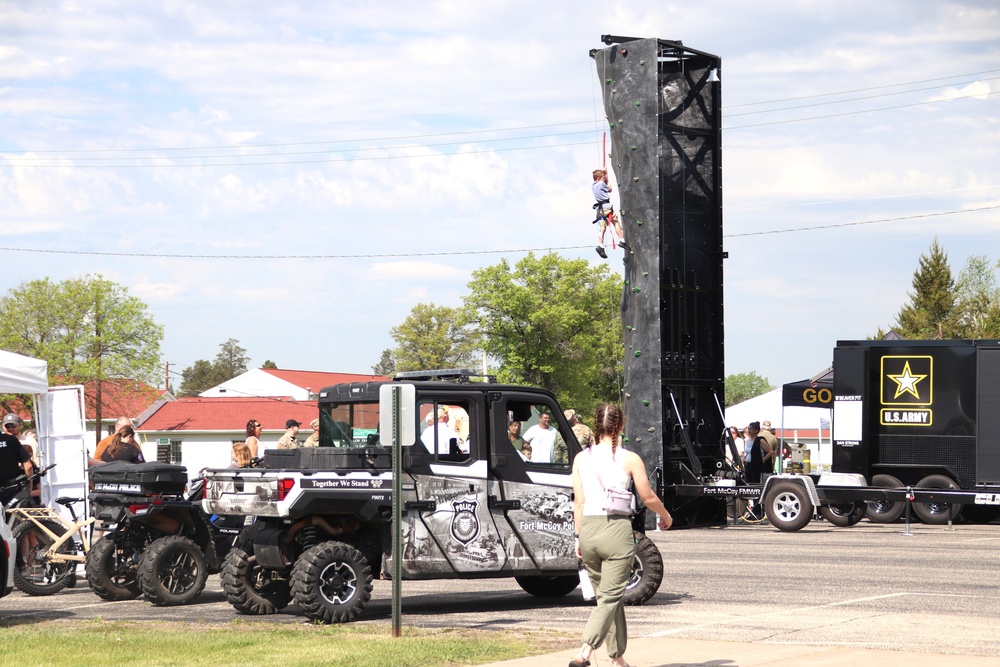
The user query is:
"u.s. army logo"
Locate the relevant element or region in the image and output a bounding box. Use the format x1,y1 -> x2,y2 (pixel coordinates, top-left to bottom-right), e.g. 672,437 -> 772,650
880,356 -> 933,426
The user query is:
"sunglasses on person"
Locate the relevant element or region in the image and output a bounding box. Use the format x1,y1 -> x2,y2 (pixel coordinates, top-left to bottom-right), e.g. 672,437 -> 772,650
3,423 -> 17,430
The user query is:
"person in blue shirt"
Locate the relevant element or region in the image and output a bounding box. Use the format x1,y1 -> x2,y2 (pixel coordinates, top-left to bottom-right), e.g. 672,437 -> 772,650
591,169 -> 628,259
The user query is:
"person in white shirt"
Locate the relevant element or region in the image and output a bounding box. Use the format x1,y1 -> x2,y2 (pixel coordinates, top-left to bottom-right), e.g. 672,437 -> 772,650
420,407 -> 460,455
522,412 -> 558,463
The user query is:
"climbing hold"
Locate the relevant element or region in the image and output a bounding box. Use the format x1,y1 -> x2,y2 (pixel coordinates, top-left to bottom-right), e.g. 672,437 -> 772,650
626,325 -> 633,331
618,119 -> 623,124
634,350 -> 641,357
633,286 -> 640,293
612,88 -> 618,94
635,101 -> 641,106
630,145 -> 637,151
636,219 -> 643,225
609,122 -> 615,128
620,48 -> 628,56
624,279 -> 630,285
633,177 -> 639,182
642,399 -> 650,406
639,60 -> 646,66
605,78 -> 612,84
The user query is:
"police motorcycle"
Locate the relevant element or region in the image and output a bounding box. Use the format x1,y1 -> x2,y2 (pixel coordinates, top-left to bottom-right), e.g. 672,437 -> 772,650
86,461 -> 247,606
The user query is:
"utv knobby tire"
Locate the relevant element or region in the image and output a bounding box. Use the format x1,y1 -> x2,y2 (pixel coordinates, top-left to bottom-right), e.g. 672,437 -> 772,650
912,475 -> 962,524
222,546 -> 291,615
86,535 -> 141,601
12,520 -> 75,596
865,474 -> 906,523
291,541 -> 373,624
763,481 -> 813,532
624,532 -> 663,606
819,502 -> 866,527
514,574 -> 579,598
138,535 -> 208,606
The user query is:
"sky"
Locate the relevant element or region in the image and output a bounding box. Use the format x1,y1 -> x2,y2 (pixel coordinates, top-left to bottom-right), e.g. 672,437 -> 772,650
1,1 -> 998,390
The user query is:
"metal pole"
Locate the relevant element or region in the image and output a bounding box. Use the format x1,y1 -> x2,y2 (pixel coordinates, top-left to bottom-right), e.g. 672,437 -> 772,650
391,386 -> 403,637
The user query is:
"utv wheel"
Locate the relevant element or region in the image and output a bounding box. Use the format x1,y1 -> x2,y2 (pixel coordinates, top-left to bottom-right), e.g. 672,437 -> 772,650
624,532 -> 663,606
12,520 -> 75,596
515,574 -> 579,598
86,535 -> 141,601
819,502 -> 866,527
865,474 -> 905,523
912,475 -> 961,524
222,546 -> 291,615
763,481 -> 813,531
291,541 -> 372,624
138,535 -> 208,606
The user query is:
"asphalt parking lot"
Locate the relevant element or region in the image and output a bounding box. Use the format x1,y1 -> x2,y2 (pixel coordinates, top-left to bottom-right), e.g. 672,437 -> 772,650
3,519 -> 999,659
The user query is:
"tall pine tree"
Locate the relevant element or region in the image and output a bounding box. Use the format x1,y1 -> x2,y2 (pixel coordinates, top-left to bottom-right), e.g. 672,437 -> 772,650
894,238 -> 955,339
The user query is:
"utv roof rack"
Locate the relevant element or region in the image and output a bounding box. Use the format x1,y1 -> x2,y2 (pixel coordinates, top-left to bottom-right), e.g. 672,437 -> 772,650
393,368 -> 496,383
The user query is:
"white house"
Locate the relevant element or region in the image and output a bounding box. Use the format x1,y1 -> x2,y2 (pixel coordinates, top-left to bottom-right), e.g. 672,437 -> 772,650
199,368 -> 385,400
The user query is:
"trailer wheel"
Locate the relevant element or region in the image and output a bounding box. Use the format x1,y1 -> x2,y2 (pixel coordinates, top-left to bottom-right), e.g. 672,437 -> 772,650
763,482 -> 813,531
865,474 -> 905,523
819,502 -> 866,527
623,532 -> 663,606
912,475 -> 961,524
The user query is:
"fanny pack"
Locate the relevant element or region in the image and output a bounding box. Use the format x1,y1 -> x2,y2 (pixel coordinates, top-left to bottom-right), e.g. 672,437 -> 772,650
588,448 -> 634,516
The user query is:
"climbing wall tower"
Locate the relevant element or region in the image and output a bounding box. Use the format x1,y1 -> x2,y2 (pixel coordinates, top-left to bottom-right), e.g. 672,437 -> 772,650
592,36 -> 726,526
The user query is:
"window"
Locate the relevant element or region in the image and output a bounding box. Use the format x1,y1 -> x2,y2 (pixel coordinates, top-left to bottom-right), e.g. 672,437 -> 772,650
319,402 -> 383,448
508,402 -> 570,467
417,399 -> 472,461
157,439 -> 183,463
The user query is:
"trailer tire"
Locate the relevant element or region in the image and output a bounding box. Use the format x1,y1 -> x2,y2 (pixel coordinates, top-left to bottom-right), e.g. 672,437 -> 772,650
819,502 -> 866,527
912,475 -> 961,524
865,475 -> 905,523
763,482 -> 813,531
624,532 -> 663,606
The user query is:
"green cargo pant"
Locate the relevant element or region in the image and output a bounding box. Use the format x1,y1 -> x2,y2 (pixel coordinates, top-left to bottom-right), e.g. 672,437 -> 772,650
579,514 -> 636,658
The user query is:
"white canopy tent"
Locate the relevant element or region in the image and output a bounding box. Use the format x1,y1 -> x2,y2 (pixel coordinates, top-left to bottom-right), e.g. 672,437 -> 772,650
0,350 -> 88,514
724,388 -> 832,470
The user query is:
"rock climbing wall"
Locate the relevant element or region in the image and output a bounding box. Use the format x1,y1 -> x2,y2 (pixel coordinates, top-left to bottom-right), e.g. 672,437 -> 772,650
594,38 -> 726,524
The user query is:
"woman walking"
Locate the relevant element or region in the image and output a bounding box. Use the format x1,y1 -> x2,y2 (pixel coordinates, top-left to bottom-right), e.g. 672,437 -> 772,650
570,404 -> 672,667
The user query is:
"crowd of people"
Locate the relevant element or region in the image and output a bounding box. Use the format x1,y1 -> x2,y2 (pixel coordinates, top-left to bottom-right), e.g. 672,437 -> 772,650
728,419 -> 791,482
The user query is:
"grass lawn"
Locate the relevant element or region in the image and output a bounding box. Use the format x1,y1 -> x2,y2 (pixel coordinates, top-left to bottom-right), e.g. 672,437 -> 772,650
0,619 -> 576,667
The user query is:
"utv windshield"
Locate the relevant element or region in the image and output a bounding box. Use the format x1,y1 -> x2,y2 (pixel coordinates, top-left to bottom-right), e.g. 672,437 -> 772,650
319,401 -> 383,448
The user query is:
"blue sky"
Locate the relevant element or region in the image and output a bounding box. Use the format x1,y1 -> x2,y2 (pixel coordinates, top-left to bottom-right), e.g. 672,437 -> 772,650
1,1 -> 998,389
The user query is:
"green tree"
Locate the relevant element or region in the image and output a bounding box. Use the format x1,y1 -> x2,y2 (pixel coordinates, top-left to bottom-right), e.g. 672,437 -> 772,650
0,275 -> 163,443
372,348 -> 396,377
952,255 -> 1000,338
893,238 -> 955,339
178,339 -> 251,396
725,371 -> 774,407
390,303 -> 478,373
261,359 -> 278,369
214,338 -> 250,378
463,252 -> 623,415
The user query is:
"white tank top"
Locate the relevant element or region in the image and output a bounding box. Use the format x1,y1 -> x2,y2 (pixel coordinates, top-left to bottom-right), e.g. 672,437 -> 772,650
579,443 -> 632,516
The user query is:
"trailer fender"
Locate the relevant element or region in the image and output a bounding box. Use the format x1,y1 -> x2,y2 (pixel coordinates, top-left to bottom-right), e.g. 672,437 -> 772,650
762,474 -> 821,508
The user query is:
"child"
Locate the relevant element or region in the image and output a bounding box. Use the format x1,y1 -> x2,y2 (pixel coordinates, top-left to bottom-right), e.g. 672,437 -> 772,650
592,169 -> 628,258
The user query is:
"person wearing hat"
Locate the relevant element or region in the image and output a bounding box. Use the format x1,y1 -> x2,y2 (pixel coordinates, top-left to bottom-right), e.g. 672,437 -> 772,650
0,413 -> 33,504
565,409 -> 595,448
277,419 -> 302,449
302,418 -> 321,448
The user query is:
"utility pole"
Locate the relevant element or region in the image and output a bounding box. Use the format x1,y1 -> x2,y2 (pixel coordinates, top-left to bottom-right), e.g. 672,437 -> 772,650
165,362 -> 172,391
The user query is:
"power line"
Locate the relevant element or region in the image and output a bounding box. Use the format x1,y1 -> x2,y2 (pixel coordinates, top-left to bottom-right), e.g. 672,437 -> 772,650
1,205 -> 995,260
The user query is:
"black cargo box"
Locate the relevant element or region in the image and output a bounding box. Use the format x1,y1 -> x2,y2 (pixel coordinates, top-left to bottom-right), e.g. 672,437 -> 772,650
89,461 -> 188,496
263,447 -> 391,471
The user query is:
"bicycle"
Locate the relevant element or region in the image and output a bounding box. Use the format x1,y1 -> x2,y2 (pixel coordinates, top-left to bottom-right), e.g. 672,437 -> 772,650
8,495 -> 93,596
2,464 -> 55,530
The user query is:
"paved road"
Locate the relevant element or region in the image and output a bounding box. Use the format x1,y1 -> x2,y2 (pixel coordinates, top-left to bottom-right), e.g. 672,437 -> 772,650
3,519 -> 998,657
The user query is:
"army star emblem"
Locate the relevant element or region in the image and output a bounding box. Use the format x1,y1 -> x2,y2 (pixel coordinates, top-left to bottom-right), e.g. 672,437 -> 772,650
888,361 -> 926,400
